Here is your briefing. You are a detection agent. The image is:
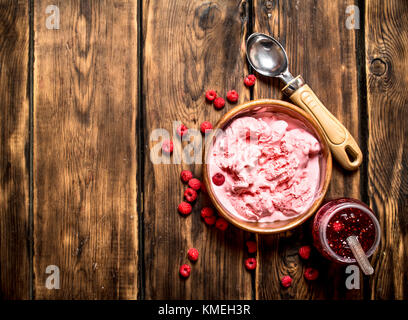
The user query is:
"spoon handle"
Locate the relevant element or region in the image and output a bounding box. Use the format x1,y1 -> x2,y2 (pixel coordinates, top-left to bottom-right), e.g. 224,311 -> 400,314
346,236 -> 374,276
287,79 -> 363,170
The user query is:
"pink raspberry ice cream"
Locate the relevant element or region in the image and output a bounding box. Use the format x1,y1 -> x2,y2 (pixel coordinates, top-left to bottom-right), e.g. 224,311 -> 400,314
208,113 -> 322,222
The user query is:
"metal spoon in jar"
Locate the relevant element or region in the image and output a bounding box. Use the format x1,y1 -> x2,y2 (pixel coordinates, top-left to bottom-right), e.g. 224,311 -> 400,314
246,33 -> 363,171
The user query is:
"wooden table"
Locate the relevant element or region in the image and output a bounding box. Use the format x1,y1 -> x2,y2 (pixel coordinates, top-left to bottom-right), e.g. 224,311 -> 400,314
1,0 -> 407,300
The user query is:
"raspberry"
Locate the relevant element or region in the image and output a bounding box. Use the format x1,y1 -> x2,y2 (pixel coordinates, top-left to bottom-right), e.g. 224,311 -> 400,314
299,246 -> 311,260
213,97 -> 225,109
281,276 -> 292,288
179,264 -> 191,278
161,139 -> 173,154
180,170 -> 193,183
215,217 -> 228,231
201,207 -> 214,218
184,188 -> 197,202
226,90 -> 239,103
245,258 -> 257,270
212,173 -> 225,186
200,121 -> 213,134
176,124 -> 188,138
187,248 -> 199,261
204,215 -> 216,226
332,221 -> 344,232
246,241 -> 257,253
188,178 -> 201,191
304,267 -> 319,281
178,201 -> 192,215
200,183 -> 207,194
205,90 -> 217,102
244,74 -> 256,87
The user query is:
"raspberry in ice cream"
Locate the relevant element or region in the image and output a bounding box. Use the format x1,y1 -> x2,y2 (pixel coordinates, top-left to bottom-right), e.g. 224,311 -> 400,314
208,112 -> 322,222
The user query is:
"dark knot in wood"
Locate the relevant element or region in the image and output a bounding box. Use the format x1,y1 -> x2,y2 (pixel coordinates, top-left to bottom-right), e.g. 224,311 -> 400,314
370,58 -> 387,76
196,3 -> 220,30
265,0 -> 274,10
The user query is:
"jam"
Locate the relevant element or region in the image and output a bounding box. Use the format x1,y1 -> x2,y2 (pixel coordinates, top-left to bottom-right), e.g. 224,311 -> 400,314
312,198 -> 380,264
326,207 -> 376,259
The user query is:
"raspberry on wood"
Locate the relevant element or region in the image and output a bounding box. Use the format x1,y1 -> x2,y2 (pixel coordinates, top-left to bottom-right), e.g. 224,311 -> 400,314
226,90 -> 239,103
200,121 -> 213,134
204,215 -> 216,226
184,188 -> 197,202
205,90 -> 217,102
244,74 -> 256,87
161,139 -> 173,154
281,276 -> 292,288
188,178 -> 201,191
180,170 -> 193,183
298,246 -> 311,260
304,267 -> 319,281
201,207 -> 214,218
179,264 -> 191,278
178,201 -> 192,215
213,97 -> 225,109
245,258 -> 257,270
187,248 -> 199,262
215,217 -> 228,231
176,124 -> 188,138
246,241 -> 257,253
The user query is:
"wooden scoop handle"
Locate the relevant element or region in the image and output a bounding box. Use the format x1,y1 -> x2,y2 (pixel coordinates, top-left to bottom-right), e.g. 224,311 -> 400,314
289,84 -> 363,171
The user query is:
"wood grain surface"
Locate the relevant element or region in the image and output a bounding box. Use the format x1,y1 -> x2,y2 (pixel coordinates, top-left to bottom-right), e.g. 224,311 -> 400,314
142,0 -> 252,299
0,1 -> 30,300
33,0 -> 138,299
365,0 -> 408,300
252,0 -> 362,299
0,0 -> 407,300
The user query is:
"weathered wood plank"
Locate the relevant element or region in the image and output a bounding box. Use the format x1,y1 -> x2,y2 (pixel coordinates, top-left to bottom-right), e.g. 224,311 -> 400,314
253,0 -> 362,299
365,0 -> 408,300
0,0 -> 30,300
143,0 -> 253,299
33,0 -> 138,299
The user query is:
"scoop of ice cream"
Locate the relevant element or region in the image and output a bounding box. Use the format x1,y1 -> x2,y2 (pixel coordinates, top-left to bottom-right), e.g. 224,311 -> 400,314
208,113 -> 321,222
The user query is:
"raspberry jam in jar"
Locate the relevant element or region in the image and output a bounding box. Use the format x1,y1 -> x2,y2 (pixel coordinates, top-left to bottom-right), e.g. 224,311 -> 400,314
312,198 -> 381,264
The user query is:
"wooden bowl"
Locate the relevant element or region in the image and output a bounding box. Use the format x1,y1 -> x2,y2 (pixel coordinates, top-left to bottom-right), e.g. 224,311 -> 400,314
203,99 -> 332,234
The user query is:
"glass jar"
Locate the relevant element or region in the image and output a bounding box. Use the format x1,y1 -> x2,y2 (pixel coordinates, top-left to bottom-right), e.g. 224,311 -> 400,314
312,198 -> 381,264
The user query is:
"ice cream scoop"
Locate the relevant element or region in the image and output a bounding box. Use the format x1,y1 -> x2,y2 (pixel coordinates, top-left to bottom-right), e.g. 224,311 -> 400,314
246,33 -> 362,171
